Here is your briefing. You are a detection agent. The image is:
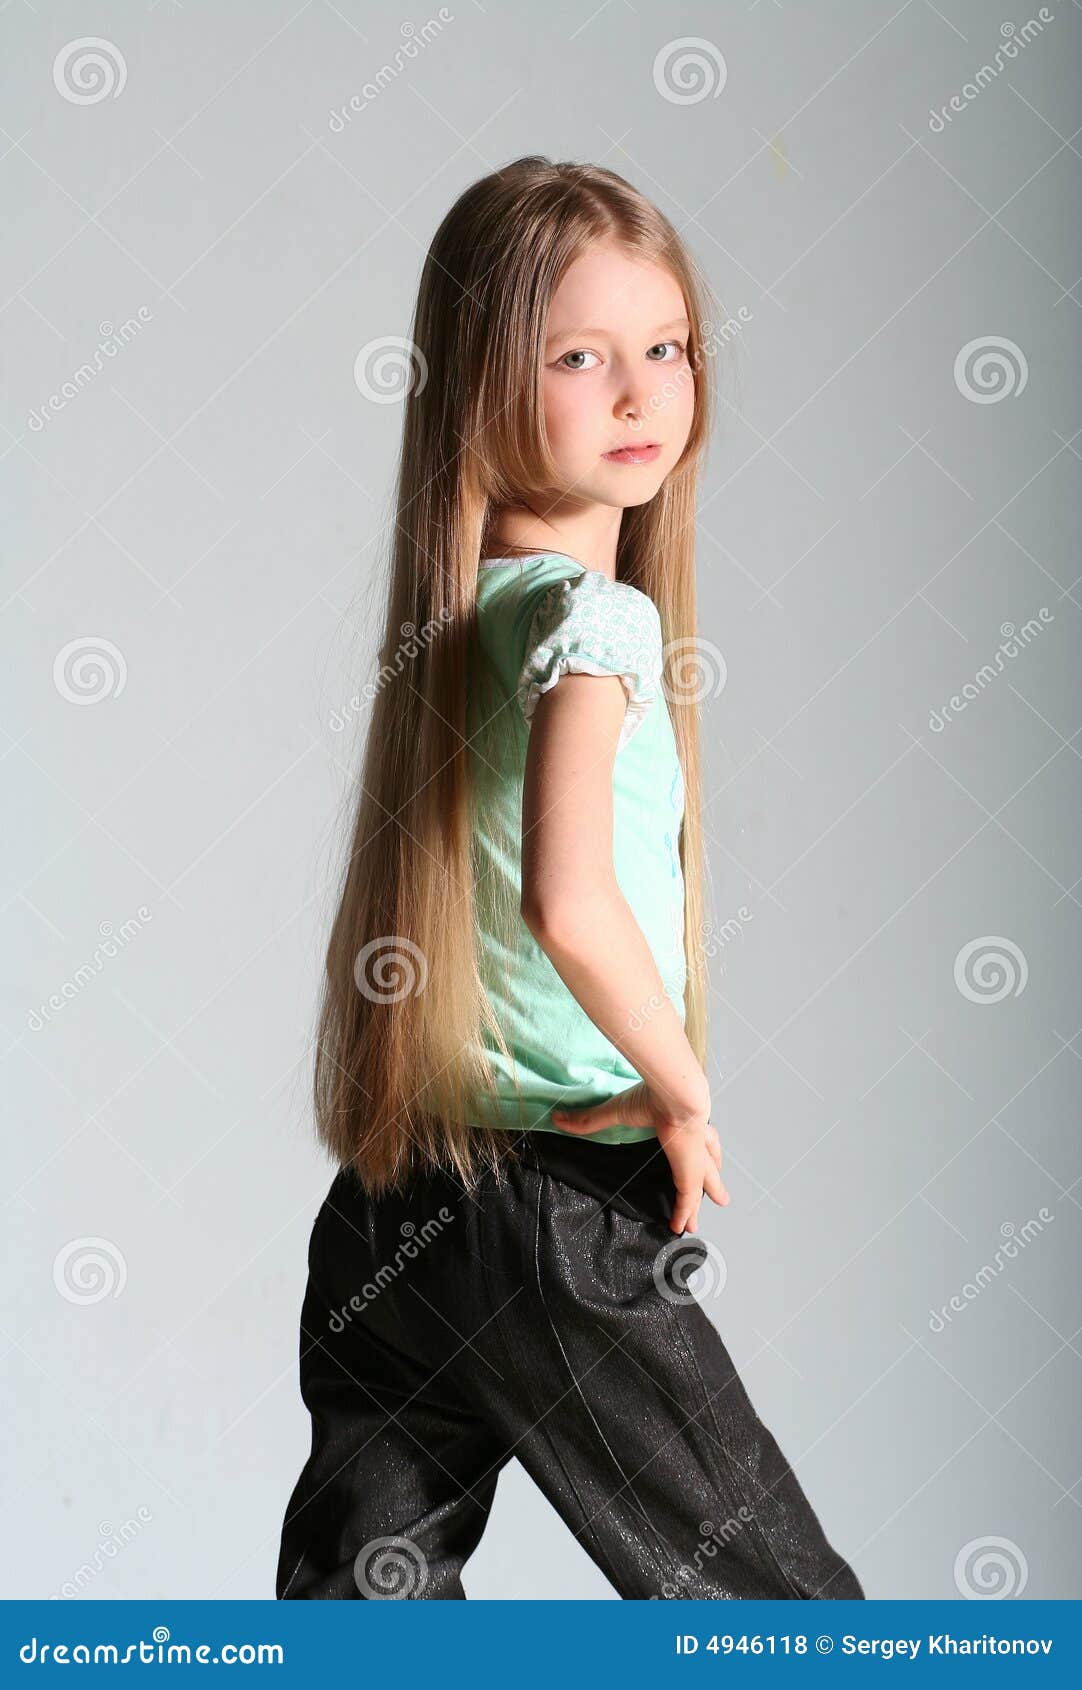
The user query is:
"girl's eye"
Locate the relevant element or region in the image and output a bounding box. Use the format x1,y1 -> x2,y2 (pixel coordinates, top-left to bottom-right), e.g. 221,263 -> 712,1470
646,340 -> 687,362
554,340 -> 687,371
557,349 -> 601,372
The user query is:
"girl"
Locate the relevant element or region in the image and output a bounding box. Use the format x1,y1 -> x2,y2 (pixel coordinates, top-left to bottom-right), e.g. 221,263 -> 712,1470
276,156 -> 864,1602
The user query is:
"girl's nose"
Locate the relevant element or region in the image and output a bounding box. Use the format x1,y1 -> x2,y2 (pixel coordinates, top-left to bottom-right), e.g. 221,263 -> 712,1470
616,371 -> 663,423
616,386 -> 652,423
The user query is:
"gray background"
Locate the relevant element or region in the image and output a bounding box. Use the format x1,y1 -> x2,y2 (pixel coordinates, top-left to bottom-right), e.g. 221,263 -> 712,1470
3,0 -> 1079,1600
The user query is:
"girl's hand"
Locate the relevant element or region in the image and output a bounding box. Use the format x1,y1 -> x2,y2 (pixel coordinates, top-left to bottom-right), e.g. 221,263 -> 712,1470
551,1081 -> 730,1235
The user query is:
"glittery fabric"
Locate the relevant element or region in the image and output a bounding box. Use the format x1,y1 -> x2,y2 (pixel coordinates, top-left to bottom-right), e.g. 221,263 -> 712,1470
275,1133 -> 865,1600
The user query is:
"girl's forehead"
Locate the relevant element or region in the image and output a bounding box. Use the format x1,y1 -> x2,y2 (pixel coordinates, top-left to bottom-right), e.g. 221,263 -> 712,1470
546,249 -> 688,330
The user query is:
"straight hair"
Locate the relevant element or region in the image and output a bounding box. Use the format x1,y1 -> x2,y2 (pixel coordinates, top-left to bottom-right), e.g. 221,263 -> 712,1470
314,155 -> 723,1197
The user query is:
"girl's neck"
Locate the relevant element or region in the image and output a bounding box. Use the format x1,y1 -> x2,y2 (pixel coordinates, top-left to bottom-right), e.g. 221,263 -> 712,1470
487,503 -> 624,581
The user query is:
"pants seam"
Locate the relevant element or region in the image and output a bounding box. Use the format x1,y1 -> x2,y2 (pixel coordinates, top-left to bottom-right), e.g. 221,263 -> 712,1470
531,1171 -> 681,1596
661,1293 -> 807,1600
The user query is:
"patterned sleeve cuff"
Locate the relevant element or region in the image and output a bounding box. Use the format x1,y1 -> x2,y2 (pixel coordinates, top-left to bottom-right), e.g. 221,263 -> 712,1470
517,571 -> 664,752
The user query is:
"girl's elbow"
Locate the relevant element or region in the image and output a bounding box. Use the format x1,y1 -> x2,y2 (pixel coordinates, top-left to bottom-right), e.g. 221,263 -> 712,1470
520,880 -> 616,949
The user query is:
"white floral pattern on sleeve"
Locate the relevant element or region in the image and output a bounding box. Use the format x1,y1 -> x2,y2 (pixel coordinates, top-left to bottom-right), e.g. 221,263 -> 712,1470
516,570 -> 664,751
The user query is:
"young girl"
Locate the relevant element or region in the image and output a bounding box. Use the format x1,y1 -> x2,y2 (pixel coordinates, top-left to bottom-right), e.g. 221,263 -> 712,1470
276,156 -> 864,1602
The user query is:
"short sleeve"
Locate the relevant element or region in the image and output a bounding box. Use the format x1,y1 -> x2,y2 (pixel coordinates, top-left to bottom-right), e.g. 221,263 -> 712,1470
516,569 -> 664,751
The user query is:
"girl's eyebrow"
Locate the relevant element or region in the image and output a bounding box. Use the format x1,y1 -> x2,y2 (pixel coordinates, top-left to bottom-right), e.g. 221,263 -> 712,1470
545,316 -> 690,347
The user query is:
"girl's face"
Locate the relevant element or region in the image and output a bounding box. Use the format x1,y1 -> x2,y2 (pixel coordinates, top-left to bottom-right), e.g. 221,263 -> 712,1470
539,241 -> 696,509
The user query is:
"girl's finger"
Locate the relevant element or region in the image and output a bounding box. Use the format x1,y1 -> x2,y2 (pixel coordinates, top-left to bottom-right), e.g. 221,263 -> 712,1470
703,1163 -> 729,1207
551,1105 -> 609,1133
552,1083 -> 651,1134
669,1178 -> 699,1235
705,1125 -> 722,1166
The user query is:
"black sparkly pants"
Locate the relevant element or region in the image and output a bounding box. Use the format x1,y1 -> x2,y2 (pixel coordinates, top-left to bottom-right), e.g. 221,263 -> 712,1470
275,1130 -> 865,1601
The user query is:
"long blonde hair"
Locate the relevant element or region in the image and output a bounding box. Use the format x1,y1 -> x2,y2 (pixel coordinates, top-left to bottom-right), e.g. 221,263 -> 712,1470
315,155 -> 722,1197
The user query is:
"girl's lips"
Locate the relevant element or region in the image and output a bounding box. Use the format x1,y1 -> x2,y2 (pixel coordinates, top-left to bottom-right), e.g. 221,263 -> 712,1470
602,443 -> 662,465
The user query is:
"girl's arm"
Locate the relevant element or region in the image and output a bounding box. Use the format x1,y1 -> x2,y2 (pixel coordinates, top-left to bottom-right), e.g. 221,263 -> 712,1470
520,670 -> 726,1233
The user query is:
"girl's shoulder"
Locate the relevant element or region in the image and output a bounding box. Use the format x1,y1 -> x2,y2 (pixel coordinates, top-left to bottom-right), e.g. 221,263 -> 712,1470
525,565 -> 661,640
474,556 -> 665,753
477,551 -> 660,630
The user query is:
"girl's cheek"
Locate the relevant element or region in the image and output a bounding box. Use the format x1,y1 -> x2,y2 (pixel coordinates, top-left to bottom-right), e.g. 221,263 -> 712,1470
544,394 -> 595,458
544,381 -> 584,428
652,366 -> 694,417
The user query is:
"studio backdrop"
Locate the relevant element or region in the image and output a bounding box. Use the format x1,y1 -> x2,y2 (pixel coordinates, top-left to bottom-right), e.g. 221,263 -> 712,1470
4,0 -> 1079,1600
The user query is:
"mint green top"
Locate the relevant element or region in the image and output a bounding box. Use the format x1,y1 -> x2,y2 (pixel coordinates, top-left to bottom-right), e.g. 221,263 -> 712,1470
467,552 -> 687,1145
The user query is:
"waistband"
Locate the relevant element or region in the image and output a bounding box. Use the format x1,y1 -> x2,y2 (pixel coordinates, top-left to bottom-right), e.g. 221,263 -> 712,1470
520,1128 -> 675,1226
